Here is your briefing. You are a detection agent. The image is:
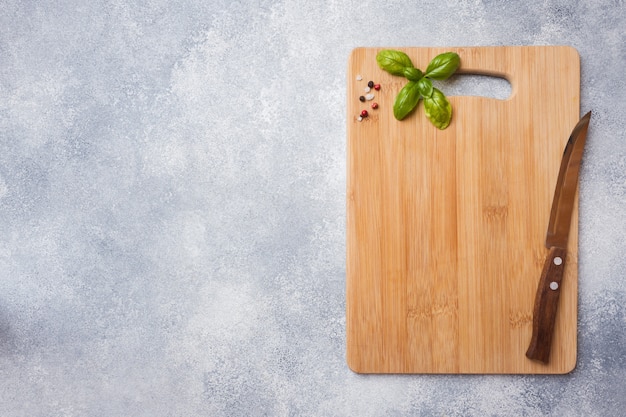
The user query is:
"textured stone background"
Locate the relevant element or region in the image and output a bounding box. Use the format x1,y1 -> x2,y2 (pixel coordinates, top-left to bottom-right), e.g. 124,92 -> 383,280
1,0 -> 625,416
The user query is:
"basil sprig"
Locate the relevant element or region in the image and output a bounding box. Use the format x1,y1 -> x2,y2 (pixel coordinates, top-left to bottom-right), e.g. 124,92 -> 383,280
376,50 -> 460,129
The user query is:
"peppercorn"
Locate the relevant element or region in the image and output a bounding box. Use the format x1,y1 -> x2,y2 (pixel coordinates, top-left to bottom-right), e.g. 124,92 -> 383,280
371,102 -> 379,109
374,84 -> 381,91
361,110 -> 368,117
367,81 -> 374,88
359,96 -> 365,102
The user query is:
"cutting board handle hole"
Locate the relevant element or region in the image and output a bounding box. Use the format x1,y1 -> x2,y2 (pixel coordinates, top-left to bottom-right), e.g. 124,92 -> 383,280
433,74 -> 512,100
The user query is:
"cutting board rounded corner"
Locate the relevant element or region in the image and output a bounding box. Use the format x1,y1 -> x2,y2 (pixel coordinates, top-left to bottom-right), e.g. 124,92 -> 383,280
347,46 -> 372,65
560,44 -> 581,61
562,352 -> 578,374
346,354 -> 366,375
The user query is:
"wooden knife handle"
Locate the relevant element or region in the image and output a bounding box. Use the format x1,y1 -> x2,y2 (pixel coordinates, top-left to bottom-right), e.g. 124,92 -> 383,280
526,246 -> 567,363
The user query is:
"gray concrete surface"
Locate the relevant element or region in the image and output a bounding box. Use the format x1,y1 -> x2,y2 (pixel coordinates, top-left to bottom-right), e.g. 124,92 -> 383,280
0,0 -> 624,415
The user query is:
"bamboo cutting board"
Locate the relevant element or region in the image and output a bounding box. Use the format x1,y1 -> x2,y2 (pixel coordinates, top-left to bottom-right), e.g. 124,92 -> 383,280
346,46 -> 581,374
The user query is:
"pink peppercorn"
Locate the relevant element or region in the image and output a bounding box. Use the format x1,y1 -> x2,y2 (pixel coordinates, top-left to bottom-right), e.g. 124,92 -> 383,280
371,102 -> 379,109
360,110 -> 368,117
374,84 -> 381,91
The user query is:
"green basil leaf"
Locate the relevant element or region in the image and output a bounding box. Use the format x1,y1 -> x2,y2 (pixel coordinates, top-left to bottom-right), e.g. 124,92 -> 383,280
424,52 -> 460,80
376,50 -> 414,76
403,67 -> 423,82
417,77 -> 433,98
423,88 -> 452,129
393,81 -> 421,120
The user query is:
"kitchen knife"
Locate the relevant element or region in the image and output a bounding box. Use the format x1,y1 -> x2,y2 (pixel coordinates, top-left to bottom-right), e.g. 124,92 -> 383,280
526,111 -> 592,364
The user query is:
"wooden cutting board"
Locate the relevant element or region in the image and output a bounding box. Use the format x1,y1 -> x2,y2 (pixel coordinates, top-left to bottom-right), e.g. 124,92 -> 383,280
346,46 -> 581,374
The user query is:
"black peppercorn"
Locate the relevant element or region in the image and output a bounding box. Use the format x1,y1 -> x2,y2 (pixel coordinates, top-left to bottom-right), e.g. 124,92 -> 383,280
359,96 -> 365,102
367,81 -> 374,88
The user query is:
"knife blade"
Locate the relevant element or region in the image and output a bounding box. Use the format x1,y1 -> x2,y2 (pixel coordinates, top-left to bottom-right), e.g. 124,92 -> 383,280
526,111 -> 592,364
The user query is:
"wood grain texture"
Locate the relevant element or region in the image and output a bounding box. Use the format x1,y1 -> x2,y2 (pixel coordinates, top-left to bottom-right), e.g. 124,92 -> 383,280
346,46 -> 580,374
